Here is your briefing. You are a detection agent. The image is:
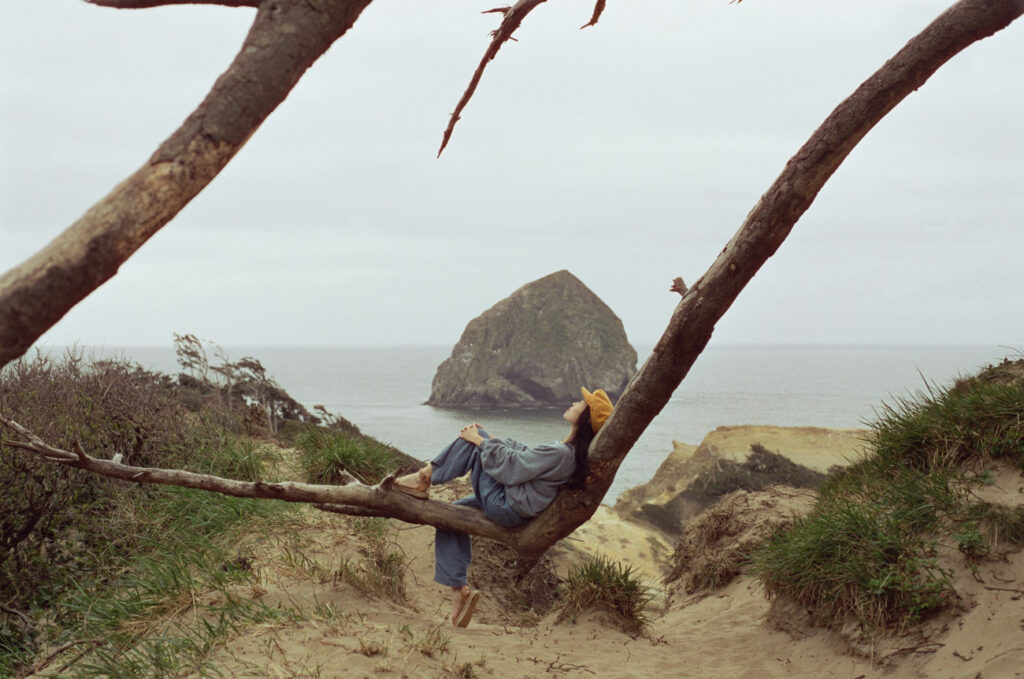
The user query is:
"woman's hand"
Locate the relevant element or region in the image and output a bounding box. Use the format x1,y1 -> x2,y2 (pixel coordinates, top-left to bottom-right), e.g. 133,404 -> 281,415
458,423 -> 485,447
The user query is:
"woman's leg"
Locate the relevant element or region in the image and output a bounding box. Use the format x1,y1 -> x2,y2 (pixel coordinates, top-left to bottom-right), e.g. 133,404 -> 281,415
435,496 -> 481,624
394,435 -> 482,496
434,496 -> 479,588
428,436 -> 484,485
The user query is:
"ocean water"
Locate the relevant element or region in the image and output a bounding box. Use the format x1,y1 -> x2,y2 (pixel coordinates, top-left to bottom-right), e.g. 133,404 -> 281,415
54,343 -> 1011,502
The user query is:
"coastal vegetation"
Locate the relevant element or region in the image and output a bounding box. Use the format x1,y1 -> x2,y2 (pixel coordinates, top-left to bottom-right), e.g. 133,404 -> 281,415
1,349 -> 1022,674
0,348 -> 406,677
750,358 -> 1024,630
557,554 -> 653,635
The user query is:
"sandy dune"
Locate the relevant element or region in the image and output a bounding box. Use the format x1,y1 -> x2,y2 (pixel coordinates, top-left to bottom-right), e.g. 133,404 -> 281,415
192,459 -> 1024,679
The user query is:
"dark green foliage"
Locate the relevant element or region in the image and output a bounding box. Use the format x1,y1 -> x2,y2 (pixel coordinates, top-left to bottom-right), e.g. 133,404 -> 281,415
683,443 -> 827,505
637,444 -> 827,536
558,555 -> 653,634
961,502 -> 1024,547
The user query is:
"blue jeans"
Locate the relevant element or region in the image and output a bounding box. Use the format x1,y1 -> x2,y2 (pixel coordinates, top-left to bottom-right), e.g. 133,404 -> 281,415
430,432 -> 525,587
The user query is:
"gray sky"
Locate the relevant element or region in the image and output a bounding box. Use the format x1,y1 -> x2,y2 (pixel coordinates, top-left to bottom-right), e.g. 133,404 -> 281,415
2,0 -> 1022,349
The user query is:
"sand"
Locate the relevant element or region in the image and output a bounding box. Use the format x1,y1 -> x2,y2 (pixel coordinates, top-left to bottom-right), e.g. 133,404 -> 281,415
183,459 -> 1024,679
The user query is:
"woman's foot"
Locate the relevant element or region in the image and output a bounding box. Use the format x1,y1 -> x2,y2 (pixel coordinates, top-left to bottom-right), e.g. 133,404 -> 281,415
451,585 -> 478,627
393,465 -> 431,499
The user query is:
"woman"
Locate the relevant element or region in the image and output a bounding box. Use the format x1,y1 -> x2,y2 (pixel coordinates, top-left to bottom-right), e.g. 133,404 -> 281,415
393,386 -> 614,627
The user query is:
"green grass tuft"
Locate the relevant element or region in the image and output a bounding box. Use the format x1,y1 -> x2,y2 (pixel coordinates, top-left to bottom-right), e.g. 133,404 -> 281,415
294,427 -> 399,485
751,364 -> 1024,631
868,375 -> 1024,471
557,554 -> 652,634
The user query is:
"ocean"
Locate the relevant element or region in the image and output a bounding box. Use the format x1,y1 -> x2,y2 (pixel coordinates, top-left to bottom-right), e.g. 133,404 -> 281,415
53,343 -> 1012,502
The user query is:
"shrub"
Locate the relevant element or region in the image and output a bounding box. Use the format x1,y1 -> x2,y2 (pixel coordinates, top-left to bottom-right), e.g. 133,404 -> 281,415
750,491 -> 952,629
682,443 -> 827,506
665,486 -> 816,594
0,351 -> 286,675
558,554 -> 652,634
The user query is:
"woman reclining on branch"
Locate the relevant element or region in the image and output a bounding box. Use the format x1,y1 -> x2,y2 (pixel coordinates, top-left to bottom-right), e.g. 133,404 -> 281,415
392,386 -> 614,627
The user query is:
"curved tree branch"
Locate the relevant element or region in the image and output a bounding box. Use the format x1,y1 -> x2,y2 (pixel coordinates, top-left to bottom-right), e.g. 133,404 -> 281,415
580,0 -> 606,30
0,414 -> 525,545
517,0 -> 1024,570
0,0 -> 372,368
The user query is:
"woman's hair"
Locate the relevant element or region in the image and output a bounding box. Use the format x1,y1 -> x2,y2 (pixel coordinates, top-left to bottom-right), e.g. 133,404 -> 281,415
565,406 -> 594,490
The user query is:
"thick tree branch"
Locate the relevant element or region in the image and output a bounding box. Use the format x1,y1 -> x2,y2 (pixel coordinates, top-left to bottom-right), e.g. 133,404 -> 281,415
0,0 -> 373,368
85,0 -> 260,8
525,0 -> 1024,570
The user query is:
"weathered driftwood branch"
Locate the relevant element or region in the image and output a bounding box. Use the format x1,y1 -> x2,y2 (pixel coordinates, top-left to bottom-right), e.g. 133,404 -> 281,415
0,0 -> 372,368
0,414 -> 522,546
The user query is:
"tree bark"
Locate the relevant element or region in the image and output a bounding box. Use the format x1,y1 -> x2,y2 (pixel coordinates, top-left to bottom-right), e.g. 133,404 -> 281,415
1,0 -> 1020,570
0,0 -> 372,367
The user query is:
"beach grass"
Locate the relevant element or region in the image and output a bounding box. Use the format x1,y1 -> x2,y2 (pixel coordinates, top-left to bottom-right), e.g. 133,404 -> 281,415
750,364 -> 1024,630
558,554 -> 653,634
293,426 -> 399,485
337,518 -> 408,602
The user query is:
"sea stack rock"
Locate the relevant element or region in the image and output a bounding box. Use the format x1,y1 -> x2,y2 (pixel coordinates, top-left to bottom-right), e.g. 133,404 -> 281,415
427,270 -> 637,408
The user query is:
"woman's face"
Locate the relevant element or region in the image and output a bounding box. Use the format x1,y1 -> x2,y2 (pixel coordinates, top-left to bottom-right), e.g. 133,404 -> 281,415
563,399 -> 586,425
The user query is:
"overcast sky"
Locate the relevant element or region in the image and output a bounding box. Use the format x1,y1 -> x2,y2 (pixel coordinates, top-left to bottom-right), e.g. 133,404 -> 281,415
2,0 -> 1022,350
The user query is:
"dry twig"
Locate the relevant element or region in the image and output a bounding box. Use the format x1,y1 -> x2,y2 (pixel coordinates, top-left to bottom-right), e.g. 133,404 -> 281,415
438,0 -> 607,156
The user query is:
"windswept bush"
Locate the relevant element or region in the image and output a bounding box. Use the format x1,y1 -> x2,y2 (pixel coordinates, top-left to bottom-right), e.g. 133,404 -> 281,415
683,443 -> 827,505
0,351 -> 286,675
869,360 -> 1024,471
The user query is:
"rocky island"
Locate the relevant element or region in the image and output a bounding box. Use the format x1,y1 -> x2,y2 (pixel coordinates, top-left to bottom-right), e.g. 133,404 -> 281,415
427,270 -> 637,408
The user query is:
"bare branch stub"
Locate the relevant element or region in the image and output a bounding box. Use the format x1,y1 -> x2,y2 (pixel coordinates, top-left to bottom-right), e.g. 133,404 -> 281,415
581,0 -> 606,29
438,0 -> 550,157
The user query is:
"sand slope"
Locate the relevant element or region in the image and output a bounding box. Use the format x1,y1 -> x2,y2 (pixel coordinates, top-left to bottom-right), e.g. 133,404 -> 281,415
188,460 -> 1024,679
